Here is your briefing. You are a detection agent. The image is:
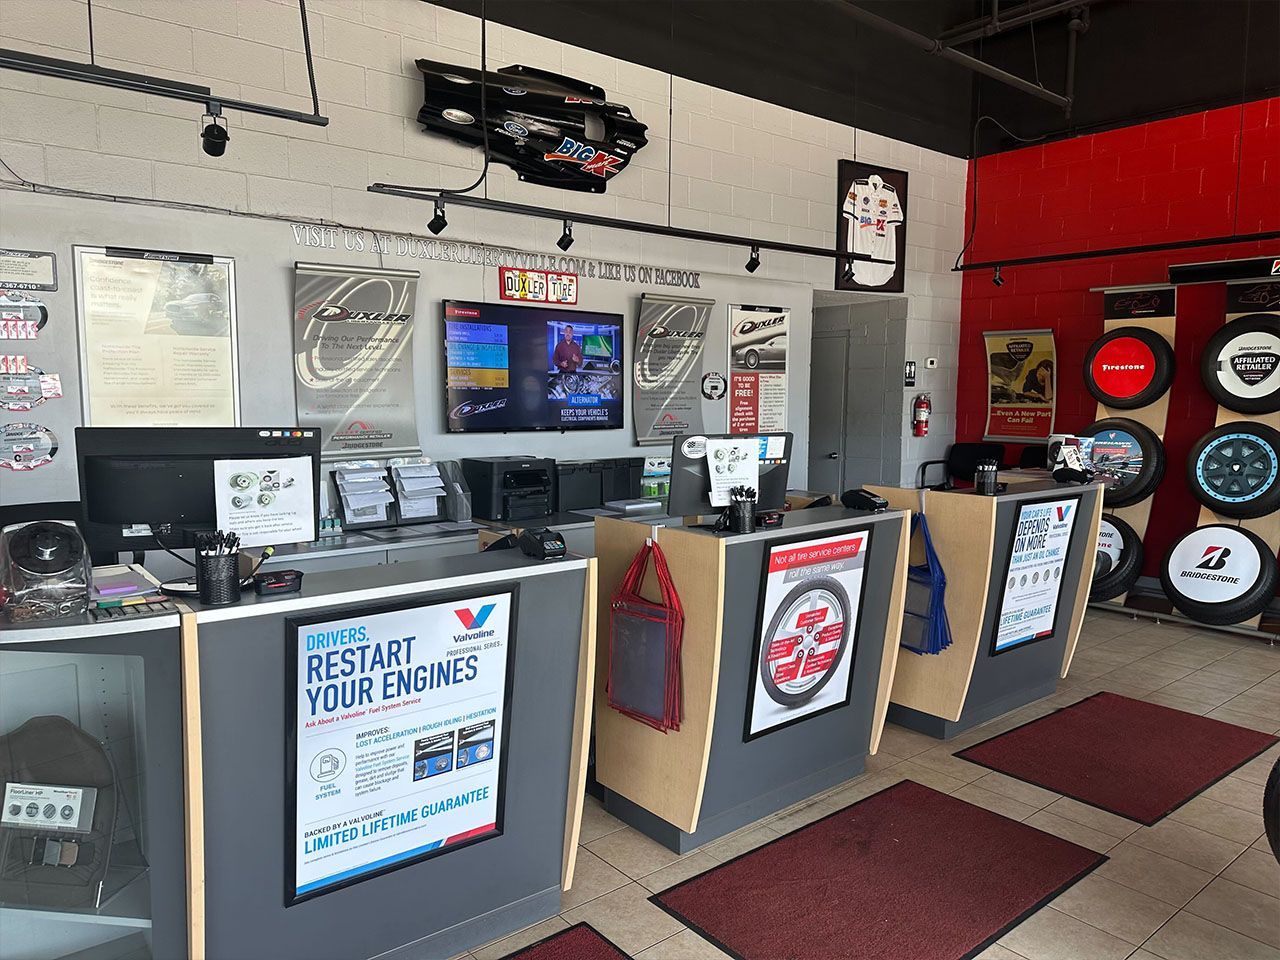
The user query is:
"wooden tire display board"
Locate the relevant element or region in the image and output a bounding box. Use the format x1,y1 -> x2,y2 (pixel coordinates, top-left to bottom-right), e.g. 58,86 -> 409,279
1194,280 -> 1280,630
1092,286 -> 1178,605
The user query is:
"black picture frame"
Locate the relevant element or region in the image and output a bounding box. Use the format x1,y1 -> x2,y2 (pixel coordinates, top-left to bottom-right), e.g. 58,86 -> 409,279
283,583 -> 520,906
743,525 -> 874,742
834,160 -> 909,294
988,494 -> 1084,658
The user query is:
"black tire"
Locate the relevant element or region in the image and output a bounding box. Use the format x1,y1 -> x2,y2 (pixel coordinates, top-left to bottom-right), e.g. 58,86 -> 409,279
1092,513 -> 1144,601
1186,421 -> 1280,520
1080,418 -> 1166,507
759,577 -> 851,707
1201,313 -> 1280,414
1160,524 -> 1279,625
1084,326 -> 1175,409
745,349 -> 760,370
1264,755 -> 1280,863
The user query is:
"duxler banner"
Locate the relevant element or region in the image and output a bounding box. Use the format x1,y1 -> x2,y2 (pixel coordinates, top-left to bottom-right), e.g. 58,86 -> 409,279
293,263 -> 422,458
632,293 -> 725,444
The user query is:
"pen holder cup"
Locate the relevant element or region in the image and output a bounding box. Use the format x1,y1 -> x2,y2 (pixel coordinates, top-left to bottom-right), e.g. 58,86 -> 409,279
197,554 -> 241,606
728,500 -> 756,534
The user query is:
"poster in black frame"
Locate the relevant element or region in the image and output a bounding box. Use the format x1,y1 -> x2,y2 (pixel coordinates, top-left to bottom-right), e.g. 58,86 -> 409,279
743,526 -> 874,742
283,583 -> 520,906
988,494 -> 1084,658
834,160 -> 909,294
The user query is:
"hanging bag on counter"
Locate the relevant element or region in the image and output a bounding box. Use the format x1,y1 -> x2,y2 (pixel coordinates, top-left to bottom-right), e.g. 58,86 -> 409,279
900,512 -> 953,656
607,538 -> 685,732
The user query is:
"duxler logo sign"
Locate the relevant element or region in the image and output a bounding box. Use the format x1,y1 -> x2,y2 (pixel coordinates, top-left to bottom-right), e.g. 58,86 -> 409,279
734,316 -> 786,337
647,324 -> 704,339
312,303 -> 411,324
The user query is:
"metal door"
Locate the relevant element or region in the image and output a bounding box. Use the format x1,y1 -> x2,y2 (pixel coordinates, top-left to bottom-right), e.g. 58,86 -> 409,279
807,333 -> 849,494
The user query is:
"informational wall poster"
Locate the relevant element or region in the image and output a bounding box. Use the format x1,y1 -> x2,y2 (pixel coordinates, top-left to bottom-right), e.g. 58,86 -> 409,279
992,496 -> 1080,655
746,529 -> 871,740
294,263 -> 422,458
633,293 -> 723,444
75,247 -> 239,426
0,249 -> 58,291
728,305 -> 788,435
983,329 -> 1056,441
214,456 -> 316,549
288,589 -> 516,904
835,161 -> 908,293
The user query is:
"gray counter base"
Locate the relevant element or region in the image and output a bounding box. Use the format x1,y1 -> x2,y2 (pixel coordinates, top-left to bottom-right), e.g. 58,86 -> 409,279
603,755 -> 864,853
380,887 -> 560,960
886,676 -> 1059,740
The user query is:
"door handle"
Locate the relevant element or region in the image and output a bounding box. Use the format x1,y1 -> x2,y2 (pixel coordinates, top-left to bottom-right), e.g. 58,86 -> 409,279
826,452 -> 839,460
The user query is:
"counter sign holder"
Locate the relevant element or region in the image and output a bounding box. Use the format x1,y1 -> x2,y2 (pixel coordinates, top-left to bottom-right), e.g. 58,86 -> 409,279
284,585 -> 519,905
990,494 -> 1082,656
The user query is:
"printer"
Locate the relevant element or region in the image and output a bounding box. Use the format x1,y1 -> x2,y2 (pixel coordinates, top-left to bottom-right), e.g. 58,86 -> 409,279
461,457 -> 557,521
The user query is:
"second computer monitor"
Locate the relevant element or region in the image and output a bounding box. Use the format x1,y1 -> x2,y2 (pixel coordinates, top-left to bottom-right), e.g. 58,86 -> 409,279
666,433 -> 793,517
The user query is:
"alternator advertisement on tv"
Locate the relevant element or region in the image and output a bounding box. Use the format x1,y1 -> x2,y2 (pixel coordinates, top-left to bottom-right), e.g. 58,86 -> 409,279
728,304 -> 789,435
287,589 -> 516,904
633,293 -> 724,444
293,263 -> 422,458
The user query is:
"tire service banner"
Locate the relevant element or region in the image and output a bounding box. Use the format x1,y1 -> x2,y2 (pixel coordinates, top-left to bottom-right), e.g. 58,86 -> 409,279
293,263 -> 422,458
746,530 -> 870,740
632,293 -> 723,444
993,497 -> 1079,654
288,590 -> 515,903
983,329 -> 1056,441
729,305 -> 788,435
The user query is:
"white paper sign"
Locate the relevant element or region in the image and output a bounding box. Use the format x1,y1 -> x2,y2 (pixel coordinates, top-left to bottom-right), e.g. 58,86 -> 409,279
291,591 -> 513,902
993,497 -> 1080,653
704,437 -> 761,507
747,529 -> 870,739
214,456 -> 315,548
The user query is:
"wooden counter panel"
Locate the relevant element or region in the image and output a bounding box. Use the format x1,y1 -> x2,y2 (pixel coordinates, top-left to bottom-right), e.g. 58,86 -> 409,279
562,557 -> 597,890
1062,487 -> 1104,676
870,514 -> 910,754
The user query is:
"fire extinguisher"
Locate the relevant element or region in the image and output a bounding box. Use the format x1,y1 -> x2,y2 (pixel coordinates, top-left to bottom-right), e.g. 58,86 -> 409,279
912,393 -> 931,437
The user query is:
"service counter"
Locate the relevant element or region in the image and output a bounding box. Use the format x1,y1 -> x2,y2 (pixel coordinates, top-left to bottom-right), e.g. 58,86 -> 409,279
866,481 -> 1103,740
592,506 -> 910,853
0,549 -> 597,960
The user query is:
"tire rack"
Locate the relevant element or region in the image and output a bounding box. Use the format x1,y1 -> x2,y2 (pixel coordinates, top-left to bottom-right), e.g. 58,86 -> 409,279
1192,280 -> 1280,631
1090,286 -> 1177,605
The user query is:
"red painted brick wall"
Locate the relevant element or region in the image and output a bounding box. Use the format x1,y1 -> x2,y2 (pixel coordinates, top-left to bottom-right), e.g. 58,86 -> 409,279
957,97 -> 1280,576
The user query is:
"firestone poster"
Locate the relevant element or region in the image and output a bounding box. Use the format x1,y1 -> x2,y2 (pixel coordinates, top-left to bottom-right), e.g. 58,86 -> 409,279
746,530 -> 870,739
728,304 -> 788,435
289,590 -> 514,903
632,293 -> 724,444
293,262 -> 422,458
993,497 -> 1079,654
983,328 -> 1056,441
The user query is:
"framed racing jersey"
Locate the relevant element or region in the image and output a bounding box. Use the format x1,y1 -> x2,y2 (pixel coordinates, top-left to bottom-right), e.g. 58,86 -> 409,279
835,161 -> 909,294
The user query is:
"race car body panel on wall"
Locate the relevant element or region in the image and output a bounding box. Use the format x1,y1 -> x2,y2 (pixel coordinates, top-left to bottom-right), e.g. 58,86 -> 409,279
416,60 -> 649,193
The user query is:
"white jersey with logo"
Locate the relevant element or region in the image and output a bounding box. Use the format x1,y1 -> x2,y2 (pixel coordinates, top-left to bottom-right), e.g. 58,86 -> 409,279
842,174 -> 903,287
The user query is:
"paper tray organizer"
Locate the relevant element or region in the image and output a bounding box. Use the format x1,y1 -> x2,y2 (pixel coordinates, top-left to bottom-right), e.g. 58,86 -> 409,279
332,460 -> 471,531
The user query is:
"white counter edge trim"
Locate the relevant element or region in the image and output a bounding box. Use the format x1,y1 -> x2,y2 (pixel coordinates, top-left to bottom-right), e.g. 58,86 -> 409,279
194,557 -> 592,624
0,614 -> 182,645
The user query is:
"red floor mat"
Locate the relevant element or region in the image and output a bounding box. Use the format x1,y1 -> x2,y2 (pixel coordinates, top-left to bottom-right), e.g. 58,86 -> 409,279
957,691 -> 1278,825
652,780 -> 1104,960
496,923 -> 628,960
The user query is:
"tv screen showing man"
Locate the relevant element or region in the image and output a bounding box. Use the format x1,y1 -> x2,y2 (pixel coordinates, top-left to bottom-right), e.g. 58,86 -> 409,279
553,323 -> 583,373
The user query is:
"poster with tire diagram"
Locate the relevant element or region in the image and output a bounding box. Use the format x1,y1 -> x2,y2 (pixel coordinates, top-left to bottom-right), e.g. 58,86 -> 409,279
745,529 -> 871,740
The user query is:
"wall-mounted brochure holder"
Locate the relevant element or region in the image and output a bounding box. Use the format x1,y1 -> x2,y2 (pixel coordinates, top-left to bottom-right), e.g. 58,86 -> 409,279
332,460 -> 473,530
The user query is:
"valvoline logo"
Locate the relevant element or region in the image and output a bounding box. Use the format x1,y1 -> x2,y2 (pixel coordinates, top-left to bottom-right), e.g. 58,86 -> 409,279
543,137 -> 623,178
454,604 -> 496,630
1056,504 -> 1073,521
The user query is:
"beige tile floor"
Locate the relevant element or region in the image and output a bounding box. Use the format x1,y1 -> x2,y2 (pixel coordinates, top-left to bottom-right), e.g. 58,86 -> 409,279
464,611 -> 1280,960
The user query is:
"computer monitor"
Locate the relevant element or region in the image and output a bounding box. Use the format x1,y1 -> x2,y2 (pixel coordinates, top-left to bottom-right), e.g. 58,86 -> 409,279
76,427 -> 322,557
667,433 -> 793,518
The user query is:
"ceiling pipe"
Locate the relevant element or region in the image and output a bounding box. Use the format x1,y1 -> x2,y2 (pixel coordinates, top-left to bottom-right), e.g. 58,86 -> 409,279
936,0 -> 1102,47
828,1 -> 1071,111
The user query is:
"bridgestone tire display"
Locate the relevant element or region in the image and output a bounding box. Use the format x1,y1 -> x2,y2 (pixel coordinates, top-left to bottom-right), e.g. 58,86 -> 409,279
759,577 -> 851,707
1092,513 -> 1144,601
1084,326 -> 1175,409
1201,313 -> 1280,414
1186,421 -> 1280,519
1080,418 -> 1166,507
1160,524 -> 1279,625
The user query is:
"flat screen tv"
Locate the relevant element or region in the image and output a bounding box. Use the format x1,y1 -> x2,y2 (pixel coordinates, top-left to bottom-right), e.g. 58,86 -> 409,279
443,300 -> 624,432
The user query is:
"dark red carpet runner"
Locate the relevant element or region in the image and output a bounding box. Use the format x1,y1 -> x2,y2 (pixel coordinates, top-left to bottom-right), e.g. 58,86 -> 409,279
497,923 -> 628,960
652,780 -> 1104,960
956,691 -> 1278,825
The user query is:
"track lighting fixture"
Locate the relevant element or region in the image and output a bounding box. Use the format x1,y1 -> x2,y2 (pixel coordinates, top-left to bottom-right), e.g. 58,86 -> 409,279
992,264 -> 1004,287
200,105 -> 229,157
557,220 -> 574,251
428,199 -> 448,235
745,245 -> 761,274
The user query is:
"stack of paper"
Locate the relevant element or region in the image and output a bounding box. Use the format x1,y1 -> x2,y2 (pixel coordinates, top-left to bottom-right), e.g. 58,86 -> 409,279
335,467 -> 394,525
392,463 -> 446,520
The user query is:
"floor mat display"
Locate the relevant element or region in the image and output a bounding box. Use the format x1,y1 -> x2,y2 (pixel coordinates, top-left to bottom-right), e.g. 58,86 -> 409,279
651,780 -> 1105,960
495,923 -> 629,960
956,691 -> 1278,825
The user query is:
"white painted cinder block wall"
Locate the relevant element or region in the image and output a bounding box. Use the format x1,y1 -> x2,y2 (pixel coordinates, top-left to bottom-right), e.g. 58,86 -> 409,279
0,0 -> 966,486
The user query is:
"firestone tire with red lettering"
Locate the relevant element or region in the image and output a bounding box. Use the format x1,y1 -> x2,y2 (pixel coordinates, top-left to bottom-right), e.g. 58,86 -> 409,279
1201,313 -> 1280,415
759,577 -> 851,707
1084,326 -> 1175,409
